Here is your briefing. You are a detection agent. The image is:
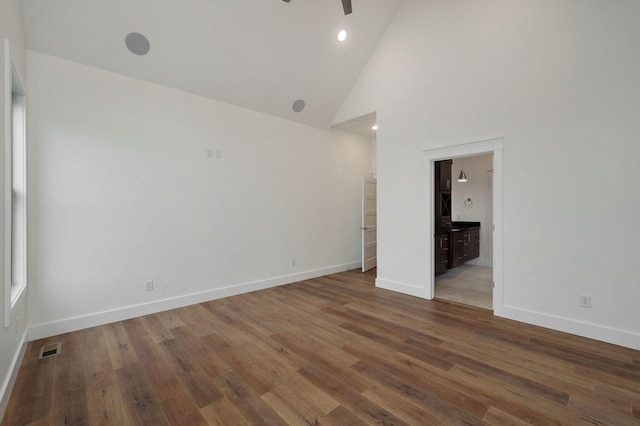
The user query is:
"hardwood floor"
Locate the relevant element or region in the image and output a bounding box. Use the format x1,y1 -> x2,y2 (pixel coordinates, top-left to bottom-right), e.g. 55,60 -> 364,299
4,269 -> 640,425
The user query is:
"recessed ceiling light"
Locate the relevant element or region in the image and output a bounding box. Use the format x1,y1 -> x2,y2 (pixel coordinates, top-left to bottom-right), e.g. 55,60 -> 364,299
372,125 -> 378,130
125,32 -> 150,55
337,30 -> 347,42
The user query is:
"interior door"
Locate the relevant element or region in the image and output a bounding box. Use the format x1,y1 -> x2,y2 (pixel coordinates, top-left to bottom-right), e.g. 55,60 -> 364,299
361,177 -> 377,272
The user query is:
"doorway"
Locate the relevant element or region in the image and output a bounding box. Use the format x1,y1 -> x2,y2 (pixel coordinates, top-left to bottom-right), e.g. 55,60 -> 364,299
434,154 -> 493,309
423,138 -> 504,315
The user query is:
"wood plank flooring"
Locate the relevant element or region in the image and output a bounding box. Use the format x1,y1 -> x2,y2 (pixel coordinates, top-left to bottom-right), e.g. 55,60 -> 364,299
4,269 -> 640,425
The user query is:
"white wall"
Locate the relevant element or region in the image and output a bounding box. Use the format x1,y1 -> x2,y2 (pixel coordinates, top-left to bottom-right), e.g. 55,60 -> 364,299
371,138 -> 377,178
452,154 -> 493,267
0,0 -> 29,417
336,0 -> 640,349
27,51 -> 373,338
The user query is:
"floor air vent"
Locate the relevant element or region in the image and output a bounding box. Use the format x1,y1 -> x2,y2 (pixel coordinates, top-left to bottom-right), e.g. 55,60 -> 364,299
39,342 -> 61,359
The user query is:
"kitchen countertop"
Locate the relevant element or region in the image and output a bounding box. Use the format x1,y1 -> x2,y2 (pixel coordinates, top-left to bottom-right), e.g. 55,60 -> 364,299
451,221 -> 481,231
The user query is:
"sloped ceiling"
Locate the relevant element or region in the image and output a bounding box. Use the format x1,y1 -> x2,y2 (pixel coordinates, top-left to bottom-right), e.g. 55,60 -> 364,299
22,0 -> 402,129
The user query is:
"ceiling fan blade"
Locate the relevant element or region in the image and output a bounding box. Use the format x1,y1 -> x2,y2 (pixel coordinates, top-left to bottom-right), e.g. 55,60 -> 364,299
283,0 -> 351,15
341,0 -> 352,15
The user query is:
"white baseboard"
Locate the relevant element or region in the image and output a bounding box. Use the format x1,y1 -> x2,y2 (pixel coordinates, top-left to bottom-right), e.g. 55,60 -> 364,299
29,261 -> 361,341
375,277 -> 428,299
0,329 -> 28,421
375,279 -> 639,351
499,305 -> 640,351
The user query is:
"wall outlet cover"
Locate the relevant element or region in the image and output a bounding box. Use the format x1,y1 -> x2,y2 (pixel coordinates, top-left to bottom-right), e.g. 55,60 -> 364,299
579,295 -> 592,308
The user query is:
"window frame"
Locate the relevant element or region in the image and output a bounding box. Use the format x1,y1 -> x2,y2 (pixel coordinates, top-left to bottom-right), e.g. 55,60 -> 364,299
4,39 -> 27,327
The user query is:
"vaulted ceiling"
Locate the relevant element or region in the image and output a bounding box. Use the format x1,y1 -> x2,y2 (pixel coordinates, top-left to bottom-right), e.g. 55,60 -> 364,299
22,0 -> 402,129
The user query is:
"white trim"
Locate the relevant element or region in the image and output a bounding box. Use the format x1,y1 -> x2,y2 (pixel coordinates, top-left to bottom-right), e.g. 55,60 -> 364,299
375,277 -> 427,299
422,138 -> 504,315
28,261 -> 361,340
3,39 -> 11,328
0,328 -> 28,420
3,39 -> 28,328
501,305 -> 640,351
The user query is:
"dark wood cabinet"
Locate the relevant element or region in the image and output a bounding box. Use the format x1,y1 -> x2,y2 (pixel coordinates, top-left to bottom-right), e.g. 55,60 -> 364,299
467,227 -> 480,260
434,160 -> 452,233
434,160 -> 452,274
448,225 -> 480,269
435,233 -> 449,274
438,193 -> 452,229
438,160 -> 452,191
434,160 -> 480,273
450,229 -> 468,268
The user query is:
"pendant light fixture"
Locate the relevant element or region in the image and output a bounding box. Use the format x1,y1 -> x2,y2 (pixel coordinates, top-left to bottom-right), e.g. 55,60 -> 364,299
457,158 -> 468,182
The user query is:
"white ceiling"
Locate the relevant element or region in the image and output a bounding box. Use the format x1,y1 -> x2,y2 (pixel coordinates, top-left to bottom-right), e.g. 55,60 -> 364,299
22,0 -> 402,130
331,111 -> 377,138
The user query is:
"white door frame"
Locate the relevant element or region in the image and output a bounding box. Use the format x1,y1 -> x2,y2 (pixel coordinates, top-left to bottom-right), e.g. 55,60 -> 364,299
423,138 -> 504,315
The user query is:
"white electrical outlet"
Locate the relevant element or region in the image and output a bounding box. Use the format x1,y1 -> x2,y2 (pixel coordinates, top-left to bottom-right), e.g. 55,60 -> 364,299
146,280 -> 154,292
291,258 -> 296,267
216,150 -> 222,159
579,295 -> 592,308
206,148 -> 213,158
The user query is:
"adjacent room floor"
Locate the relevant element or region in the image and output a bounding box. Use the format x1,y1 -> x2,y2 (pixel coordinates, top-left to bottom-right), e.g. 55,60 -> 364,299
435,264 -> 493,310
